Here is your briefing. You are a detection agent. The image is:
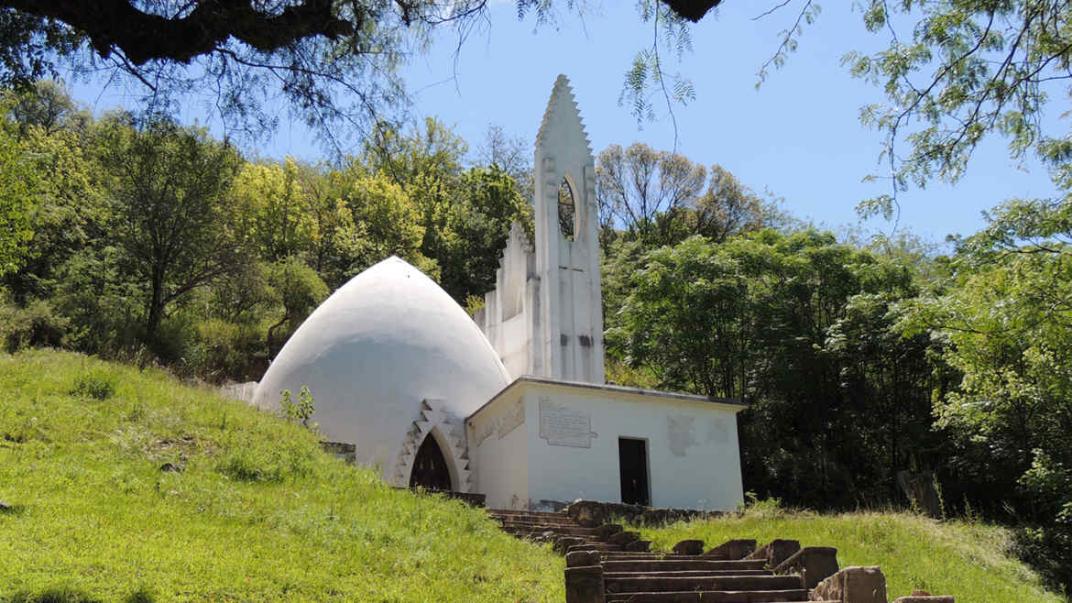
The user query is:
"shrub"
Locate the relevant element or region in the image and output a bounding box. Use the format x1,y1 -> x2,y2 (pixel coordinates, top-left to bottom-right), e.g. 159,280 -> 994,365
187,318 -> 266,382
216,438 -> 315,483
279,386 -> 316,429
69,371 -> 116,400
0,296 -> 67,353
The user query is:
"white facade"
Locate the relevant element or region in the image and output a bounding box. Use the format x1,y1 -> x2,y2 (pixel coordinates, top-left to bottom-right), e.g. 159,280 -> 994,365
475,75 -> 605,385
253,257 -> 510,491
252,75 -> 746,511
468,379 -> 745,511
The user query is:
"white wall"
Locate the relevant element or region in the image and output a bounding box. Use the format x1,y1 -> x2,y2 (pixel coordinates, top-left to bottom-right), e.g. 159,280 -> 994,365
467,390 -> 529,509
522,382 -> 744,511
469,380 -> 745,511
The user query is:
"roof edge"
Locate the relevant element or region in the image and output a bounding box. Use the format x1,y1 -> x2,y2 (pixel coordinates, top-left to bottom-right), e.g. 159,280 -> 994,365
467,376 -> 747,422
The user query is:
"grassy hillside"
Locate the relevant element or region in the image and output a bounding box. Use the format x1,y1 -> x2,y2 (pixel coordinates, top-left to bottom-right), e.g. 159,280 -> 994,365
637,501 -> 1063,603
0,351 -> 562,602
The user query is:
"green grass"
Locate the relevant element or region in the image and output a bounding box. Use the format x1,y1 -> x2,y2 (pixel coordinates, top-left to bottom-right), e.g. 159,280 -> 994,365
636,501 -> 1063,603
0,350 -> 563,602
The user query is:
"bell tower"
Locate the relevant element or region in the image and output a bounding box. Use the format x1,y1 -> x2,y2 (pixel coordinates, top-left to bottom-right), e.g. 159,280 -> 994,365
476,75 -> 605,385
530,75 -> 604,384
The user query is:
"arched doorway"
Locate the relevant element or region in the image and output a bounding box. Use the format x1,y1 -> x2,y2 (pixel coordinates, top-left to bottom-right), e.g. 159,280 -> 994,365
409,433 -> 453,491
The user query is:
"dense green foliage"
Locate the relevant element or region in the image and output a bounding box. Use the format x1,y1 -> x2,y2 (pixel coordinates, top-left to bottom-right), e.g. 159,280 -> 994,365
607,231 -> 939,509
637,501 -> 1061,602
0,83 -> 529,382
0,350 -> 564,601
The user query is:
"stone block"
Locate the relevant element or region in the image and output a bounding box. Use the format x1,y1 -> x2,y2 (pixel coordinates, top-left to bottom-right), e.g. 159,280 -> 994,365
554,536 -> 585,555
703,538 -> 756,560
671,539 -> 705,555
594,523 -> 623,538
811,566 -> 887,603
567,500 -> 608,527
774,546 -> 839,589
566,550 -> 601,568
748,539 -> 801,568
565,565 -> 605,603
607,531 -> 640,545
624,540 -> 651,552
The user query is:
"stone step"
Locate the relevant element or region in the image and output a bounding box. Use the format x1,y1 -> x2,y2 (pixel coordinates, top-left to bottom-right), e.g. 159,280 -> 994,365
568,542 -> 624,552
601,553 -> 722,562
604,574 -> 804,594
604,591 -> 822,603
603,559 -> 769,573
488,509 -> 567,518
604,570 -> 772,578
503,525 -> 602,536
496,518 -> 584,529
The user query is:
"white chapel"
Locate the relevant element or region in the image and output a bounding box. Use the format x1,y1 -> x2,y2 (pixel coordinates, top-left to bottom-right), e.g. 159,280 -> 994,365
253,75 -> 746,511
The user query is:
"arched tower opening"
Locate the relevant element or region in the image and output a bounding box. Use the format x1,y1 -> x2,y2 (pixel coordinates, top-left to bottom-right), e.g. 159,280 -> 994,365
409,433 -> 453,491
558,176 -> 577,241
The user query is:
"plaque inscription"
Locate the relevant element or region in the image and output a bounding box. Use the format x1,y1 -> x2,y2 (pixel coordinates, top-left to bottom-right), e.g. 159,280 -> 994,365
539,397 -> 597,448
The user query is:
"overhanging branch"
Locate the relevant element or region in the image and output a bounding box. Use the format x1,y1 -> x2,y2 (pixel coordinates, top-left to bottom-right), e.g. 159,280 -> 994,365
1,0 -> 356,65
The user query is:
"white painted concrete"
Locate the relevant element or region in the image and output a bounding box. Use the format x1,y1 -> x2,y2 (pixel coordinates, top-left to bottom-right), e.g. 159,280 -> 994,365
248,77 -> 747,510
477,75 -> 605,385
469,379 -> 746,511
468,389 -> 529,509
252,256 -> 511,486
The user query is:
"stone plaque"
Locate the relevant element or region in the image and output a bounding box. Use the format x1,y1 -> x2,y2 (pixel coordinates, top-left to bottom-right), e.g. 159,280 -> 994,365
539,397 -> 596,448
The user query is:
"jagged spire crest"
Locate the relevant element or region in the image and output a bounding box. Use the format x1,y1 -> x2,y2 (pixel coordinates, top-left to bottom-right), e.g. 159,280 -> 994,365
535,74 -> 593,156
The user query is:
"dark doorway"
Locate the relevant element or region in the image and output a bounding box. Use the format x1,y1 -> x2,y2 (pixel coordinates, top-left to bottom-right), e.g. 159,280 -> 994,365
618,437 -> 650,506
409,434 -> 453,492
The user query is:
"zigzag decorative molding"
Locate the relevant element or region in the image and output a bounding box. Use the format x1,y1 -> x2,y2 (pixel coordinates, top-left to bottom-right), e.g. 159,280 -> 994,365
535,74 -> 593,155
393,398 -> 472,492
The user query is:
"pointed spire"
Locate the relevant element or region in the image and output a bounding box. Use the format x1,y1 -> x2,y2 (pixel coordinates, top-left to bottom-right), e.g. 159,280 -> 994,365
536,74 -> 593,155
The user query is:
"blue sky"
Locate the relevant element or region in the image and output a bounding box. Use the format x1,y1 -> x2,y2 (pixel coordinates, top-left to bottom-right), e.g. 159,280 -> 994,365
66,1 -> 1061,244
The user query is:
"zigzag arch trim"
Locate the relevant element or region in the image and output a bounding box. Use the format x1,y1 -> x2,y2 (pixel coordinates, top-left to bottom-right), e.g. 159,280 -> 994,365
393,398 -> 472,493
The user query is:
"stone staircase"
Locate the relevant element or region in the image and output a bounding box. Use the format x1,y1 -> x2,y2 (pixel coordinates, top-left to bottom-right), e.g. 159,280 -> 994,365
489,509 -> 646,552
488,507 -> 955,603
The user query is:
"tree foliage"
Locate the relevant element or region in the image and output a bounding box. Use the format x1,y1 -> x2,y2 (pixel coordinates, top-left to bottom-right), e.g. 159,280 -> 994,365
608,230 -> 939,507
901,197 -> 1072,589
0,1 -> 720,148
96,115 -> 244,349
0,116 -> 37,276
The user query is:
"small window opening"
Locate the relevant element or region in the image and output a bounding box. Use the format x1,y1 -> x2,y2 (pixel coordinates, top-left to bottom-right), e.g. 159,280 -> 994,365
558,177 -> 576,241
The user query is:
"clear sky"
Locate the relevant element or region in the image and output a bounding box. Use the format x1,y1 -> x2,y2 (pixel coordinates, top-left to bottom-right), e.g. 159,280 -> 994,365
66,2 -> 1061,244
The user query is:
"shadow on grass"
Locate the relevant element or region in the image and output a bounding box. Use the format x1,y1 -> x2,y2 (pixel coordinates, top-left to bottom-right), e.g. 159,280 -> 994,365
9,589 -> 102,603
0,503 -> 26,516
9,588 -> 155,603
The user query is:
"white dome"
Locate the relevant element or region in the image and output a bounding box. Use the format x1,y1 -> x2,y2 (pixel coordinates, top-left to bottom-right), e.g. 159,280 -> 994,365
253,257 -> 511,484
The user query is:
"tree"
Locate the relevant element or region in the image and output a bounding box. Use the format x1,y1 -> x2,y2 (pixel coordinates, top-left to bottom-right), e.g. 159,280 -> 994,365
596,143 -> 706,245
476,124 -> 533,200
654,164 -> 770,245
232,158 -> 313,262
2,123 -> 104,302
0,2 -> 720,147
435,165 -> 532,302
6,80 -> 88,136
266,257 -> 329,358
610,229 -> 940,508
0,112 -> 38,276
597,144 -> 770,247
317,167 -> 431,287
902,197 -> 1072,590
97,115 -> 244,348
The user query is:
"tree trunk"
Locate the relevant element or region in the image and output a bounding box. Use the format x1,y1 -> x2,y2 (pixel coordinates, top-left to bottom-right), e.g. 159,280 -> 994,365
145,268 -> 166,346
